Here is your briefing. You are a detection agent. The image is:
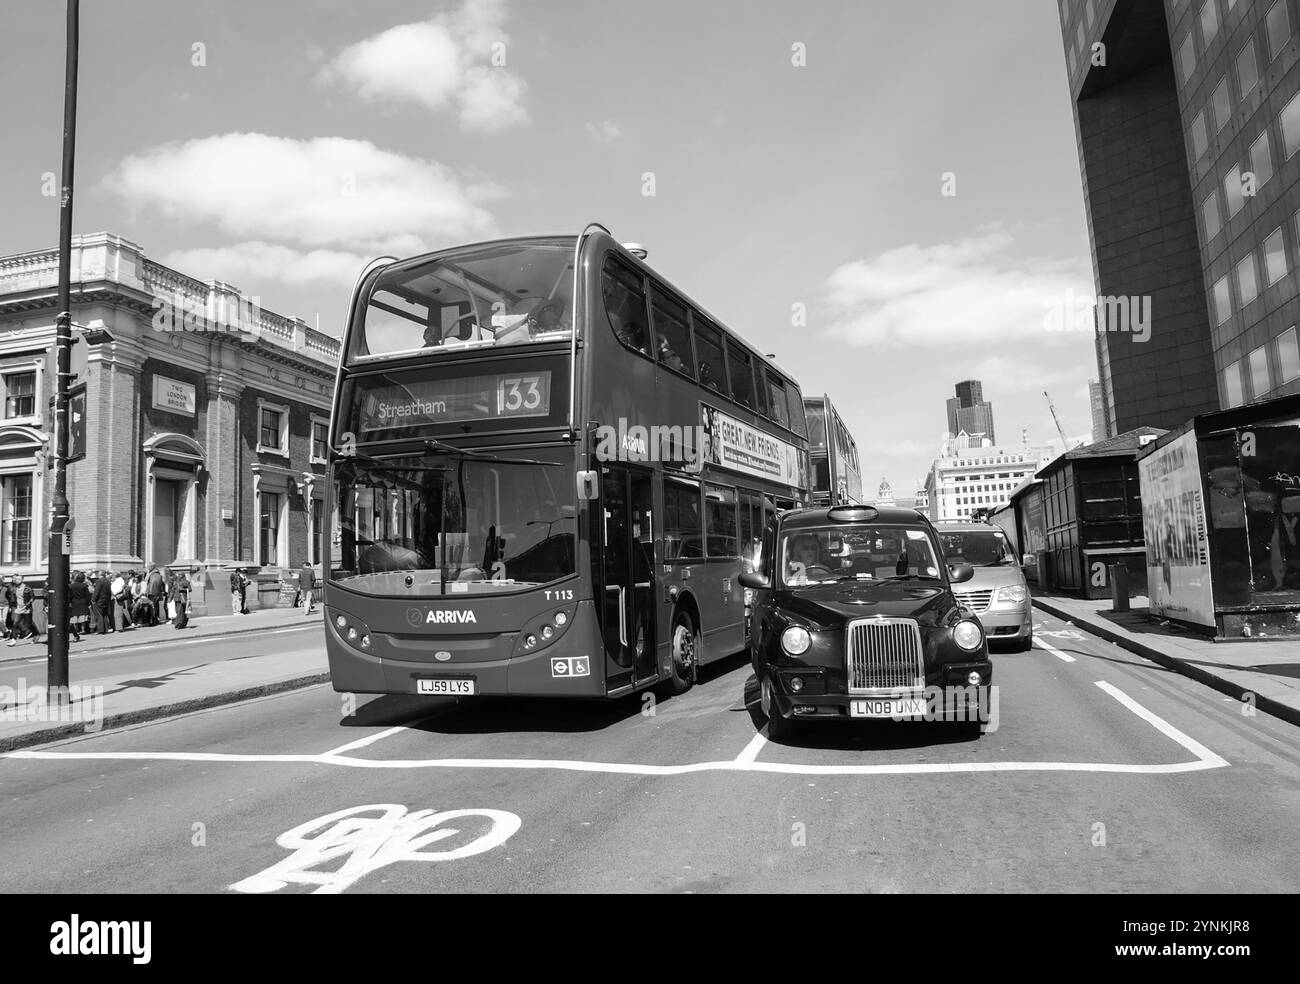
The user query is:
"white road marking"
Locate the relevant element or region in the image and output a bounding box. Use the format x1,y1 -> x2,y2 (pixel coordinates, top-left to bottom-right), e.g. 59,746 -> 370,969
733,731 -> 768,764
2,683 -> 1228,778
322,726 -> 411,757
230,804 -> 521,895
3,749 -> 1225,775
1095,680 -> 1230,768
1033,636 -> 1076,662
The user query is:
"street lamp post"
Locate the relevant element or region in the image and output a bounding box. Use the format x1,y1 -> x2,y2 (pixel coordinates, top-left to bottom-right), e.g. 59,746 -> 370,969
47,0 -> 80,704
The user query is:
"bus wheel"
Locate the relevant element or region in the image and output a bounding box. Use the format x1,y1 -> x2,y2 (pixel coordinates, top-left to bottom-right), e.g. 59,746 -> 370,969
665,609 -> 698,695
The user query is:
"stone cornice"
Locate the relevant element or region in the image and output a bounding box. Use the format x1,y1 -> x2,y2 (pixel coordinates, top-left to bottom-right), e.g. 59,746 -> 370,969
0,273 -> 341,371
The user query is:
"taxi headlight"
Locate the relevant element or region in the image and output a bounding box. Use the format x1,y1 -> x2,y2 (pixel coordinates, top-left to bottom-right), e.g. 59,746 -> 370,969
953,620 -> 983,651
781,625 -> 812,655
995,585 -> 1027,604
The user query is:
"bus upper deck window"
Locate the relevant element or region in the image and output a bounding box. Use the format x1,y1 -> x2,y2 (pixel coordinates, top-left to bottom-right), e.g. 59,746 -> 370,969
693,316 -> 729,397
603,260 -> 651,355
728,342 -> 754,407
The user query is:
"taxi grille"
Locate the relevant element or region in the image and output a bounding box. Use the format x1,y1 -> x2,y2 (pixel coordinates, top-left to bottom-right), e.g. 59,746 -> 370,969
953,589 -> 993,612
846,618 -> 925,692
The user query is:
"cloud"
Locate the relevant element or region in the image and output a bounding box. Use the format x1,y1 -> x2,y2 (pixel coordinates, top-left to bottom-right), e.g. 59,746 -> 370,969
586,120 -> 622,144
318,0 -> 527,132
821,231 -> 1093,349
161,242 -> 371,289
102,132 -> 502,256
946,355 -> 1084,394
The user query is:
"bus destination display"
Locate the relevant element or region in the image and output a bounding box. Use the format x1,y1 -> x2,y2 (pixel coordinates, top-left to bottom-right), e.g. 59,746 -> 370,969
356,370 -> 553,433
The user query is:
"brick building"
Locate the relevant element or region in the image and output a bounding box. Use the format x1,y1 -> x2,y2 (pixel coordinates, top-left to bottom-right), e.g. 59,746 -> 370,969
0,233 -> 340,610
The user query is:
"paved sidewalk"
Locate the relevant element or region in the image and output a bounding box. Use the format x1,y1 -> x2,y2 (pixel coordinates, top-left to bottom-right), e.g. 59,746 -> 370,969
0,604 -> 323,664
0,606 -> 330,752
1033,594 -> 1300,727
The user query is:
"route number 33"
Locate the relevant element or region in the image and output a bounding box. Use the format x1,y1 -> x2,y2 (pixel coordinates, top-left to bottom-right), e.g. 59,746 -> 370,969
499,376 -> 543,414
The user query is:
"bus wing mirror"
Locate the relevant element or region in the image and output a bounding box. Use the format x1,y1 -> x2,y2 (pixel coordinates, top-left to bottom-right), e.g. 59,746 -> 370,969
577,470 -> 599,501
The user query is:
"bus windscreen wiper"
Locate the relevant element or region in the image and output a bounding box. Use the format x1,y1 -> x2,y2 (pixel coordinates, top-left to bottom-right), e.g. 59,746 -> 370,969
423,439 -> 561,468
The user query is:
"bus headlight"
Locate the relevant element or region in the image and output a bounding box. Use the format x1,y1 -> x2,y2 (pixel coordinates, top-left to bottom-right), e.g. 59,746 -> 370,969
330,610 -> 373,654
994,585 -> 1027,604
781,625 -> 811,655
953,620 -> 983,651
554,611 -> 568,627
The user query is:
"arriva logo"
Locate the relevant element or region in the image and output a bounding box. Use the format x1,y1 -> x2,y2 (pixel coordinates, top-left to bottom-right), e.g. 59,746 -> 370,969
424,610 -> 477,624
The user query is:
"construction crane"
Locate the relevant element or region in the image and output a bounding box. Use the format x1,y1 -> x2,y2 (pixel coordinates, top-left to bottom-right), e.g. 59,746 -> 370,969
1043,390 -> 1080,450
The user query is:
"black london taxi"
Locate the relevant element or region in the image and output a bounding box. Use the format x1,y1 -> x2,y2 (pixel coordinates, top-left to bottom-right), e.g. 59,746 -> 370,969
739,505 -> 993,740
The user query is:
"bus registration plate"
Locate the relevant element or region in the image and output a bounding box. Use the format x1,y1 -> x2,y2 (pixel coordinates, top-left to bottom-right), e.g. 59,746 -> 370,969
417,678 -> 475,696
850,697 -> 925,718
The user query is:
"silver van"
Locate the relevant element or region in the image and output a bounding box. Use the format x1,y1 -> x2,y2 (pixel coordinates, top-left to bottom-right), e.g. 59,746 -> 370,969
933,522 -> 1033,651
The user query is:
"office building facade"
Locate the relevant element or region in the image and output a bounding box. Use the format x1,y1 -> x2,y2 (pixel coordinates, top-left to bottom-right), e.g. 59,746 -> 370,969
944,379 -> 996,443
924,433 -> 1051,523
1058,0 -> 1300,433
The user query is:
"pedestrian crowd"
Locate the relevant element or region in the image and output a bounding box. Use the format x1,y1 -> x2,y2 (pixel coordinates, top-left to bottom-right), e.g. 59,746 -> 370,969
2,564 -> 195,647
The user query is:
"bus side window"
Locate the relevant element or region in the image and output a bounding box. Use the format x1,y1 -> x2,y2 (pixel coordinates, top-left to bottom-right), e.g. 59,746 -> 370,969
602,258 -> 650,355
766,373 -> 790,429
650,288 -> 695,379
664,480 -> 701,562
692,315 -> 730,397
751,361 -> 770,416
727,341 -> 755,408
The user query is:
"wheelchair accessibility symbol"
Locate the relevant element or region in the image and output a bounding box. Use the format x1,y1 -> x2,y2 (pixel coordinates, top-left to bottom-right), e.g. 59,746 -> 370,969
550,656 -> 591,678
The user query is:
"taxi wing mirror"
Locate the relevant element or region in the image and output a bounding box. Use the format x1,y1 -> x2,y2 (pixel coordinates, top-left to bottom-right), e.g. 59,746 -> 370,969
738,571 -> 770,590
948,563 -> 975,584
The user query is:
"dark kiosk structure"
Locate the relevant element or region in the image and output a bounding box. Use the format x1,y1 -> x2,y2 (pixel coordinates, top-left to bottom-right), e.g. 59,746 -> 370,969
1023,428 -> 1166,599
1139,392 -> 1300,639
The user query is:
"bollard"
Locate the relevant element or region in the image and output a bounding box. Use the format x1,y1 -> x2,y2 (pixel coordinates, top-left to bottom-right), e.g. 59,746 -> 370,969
1110,562 -> 1129,612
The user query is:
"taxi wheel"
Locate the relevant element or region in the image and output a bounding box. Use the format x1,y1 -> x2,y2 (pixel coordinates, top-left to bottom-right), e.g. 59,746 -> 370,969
762,675 -> 795,741
664,609 -> 698,695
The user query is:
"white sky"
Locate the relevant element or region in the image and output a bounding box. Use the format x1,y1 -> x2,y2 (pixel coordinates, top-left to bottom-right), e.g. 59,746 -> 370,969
0,0 -> 1099,489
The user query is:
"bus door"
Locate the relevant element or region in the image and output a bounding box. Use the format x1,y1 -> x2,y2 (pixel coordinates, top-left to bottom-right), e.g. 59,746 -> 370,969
600,467 -> 657,691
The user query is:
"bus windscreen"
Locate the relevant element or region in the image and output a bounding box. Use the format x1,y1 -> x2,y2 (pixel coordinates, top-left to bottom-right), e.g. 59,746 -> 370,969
330,447 -> 578,596
353,240 -> 577,360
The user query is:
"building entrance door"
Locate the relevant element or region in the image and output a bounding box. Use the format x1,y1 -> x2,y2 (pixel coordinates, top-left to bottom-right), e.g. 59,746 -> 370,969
152,478 -> 183,566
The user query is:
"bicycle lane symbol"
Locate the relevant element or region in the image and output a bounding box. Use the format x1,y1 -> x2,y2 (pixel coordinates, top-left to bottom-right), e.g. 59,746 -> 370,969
230,804 -> 522,895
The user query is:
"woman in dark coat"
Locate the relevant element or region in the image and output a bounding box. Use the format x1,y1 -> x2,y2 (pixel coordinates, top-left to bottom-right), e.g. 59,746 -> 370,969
69,572 -> 91,638
91,572 -> 113,635
169,571 -> 191,629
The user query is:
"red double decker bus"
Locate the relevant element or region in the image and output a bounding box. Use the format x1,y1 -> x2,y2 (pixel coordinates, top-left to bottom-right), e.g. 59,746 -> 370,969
323,225 -> 810,700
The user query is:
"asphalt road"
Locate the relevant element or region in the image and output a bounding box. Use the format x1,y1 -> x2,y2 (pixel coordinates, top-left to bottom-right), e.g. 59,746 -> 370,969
3,612 -> 1300,893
